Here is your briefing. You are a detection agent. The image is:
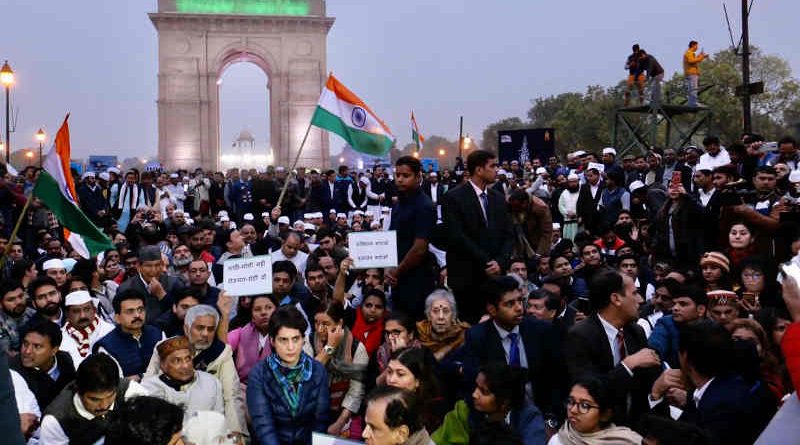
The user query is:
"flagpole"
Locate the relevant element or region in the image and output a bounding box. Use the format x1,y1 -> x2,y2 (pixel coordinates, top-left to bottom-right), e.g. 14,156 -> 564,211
0,192 -> 33,267
276,120 -> 314,209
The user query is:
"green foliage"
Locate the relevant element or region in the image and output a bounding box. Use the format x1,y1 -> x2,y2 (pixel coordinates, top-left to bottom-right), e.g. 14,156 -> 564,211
481,46 -> 800,154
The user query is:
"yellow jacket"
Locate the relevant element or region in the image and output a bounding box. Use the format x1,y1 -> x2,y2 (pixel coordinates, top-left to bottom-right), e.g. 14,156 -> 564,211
683,48 -> 706,75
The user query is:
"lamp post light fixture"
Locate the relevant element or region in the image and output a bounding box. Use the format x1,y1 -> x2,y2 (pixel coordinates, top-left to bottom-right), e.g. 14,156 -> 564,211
0,60 -> 14,164
463,135 -> 472,150
35,128 -> 46,167
25,150 -> 33,166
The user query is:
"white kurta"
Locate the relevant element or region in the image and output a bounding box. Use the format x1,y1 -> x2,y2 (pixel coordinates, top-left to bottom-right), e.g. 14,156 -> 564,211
59,318 -> 115,368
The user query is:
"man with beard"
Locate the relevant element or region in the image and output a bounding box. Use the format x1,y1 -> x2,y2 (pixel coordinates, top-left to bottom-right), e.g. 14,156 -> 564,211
187,226 -> 215,263
41,353 -> 148,445
186,259 -> 221,308
304,264 -> 333,317
27,276 -> 66,327
0,281 -> 36,353
144,305 -> 246,437
60,291 -> 115,367
117,246 -> 184,324
558,173 -> 581,241
169,244 -> 193,278
94,290 -> 165,380
240,222 -> 281,256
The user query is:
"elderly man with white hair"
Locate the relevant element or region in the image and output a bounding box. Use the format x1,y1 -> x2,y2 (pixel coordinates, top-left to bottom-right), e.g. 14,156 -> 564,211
144,304 -> 247,438
415,290 -> 470,361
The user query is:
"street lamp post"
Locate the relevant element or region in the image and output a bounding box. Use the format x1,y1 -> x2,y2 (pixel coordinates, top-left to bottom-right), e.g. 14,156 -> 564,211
36,128 -> 46,167
0,61 -> 14,164
458,116 -> 464,160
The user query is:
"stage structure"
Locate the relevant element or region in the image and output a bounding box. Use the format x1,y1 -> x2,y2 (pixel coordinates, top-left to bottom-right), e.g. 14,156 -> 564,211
613,84 -> 713,156
150,0 -> 334,170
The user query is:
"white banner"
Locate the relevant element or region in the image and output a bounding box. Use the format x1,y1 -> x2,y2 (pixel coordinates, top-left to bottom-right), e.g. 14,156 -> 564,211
312,432 -> 363,445
348,231 -> 398,269
222,255 -> 272,296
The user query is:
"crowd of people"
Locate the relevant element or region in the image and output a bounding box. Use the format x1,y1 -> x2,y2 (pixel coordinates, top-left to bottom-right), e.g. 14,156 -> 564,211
2,134 -> 800,444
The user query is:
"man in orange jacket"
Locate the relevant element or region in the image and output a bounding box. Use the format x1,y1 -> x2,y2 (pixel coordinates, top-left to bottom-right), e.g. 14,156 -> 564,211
683,40 -> 707,107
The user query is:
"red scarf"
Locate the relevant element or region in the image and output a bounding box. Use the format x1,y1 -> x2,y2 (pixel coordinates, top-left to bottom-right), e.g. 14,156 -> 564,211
351,309 -> 384,356
65,316 -> 99,357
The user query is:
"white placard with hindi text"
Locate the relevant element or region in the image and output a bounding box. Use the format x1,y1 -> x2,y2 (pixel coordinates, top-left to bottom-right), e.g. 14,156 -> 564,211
222,255 -> 272,296
312,432 -> 363,445
348,231 -> 398,269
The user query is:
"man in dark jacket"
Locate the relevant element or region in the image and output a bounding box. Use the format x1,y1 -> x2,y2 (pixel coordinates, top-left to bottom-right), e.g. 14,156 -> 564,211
12,320 -> 76,410
77,172 -> 108,222
443,150 -> 514,323
565,270 -> 661,427
94,290 -> 164,379
117,246 -> 185,324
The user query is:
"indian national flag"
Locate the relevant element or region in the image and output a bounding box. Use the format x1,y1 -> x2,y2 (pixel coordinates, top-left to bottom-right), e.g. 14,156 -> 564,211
311,74 -> 394,156
33,115 -> 113,258
411,111 -> 425,152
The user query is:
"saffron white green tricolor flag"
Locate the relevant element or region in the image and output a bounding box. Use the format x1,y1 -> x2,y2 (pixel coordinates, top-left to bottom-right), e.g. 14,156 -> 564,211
311,74 -> 395,156
411,111 -> 425,153
33,115 -> 114,258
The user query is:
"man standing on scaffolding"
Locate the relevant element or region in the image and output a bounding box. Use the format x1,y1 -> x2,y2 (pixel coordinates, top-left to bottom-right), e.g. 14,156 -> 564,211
684,40 -> 707,107
625,44 -> 645,106
639,49 -> 664,105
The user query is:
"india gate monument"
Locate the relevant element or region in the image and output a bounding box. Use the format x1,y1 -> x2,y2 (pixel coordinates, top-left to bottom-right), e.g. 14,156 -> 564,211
150,0 -> 334,170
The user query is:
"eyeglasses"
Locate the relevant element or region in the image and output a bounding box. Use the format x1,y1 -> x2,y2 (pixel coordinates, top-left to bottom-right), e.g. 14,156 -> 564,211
565,398 -> 600,414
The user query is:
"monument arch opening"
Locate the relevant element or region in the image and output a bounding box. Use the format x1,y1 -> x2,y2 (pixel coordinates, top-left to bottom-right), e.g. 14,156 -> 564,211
150,0 -> 334,170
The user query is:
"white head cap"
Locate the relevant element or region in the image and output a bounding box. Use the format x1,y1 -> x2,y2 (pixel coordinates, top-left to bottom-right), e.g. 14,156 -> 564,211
790,170 -> 800,183
243,213 -> 254,221
65,290 -> 93,307
552,223 -> 561,230
217,210 -> 228,218
587,162 -> 605,173
98,172 -> 110,181
277,216 -> 291,225
567,173 -> 580,181
602,147 -> 617,156
573,150 -> 587,157
336,213 -> 347,219
629,180 -> 646,193
170,173 -> 179,179
43,259 -> 66,271
81,171 -> 96,180
535,167 -> 547,175
220,216 -> 230,222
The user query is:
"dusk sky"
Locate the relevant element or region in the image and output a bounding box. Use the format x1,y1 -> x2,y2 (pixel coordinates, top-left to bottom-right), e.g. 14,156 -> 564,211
2,0 -> 798,161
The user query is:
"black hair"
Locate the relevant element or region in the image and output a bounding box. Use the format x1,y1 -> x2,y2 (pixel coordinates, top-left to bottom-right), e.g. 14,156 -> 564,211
478,362 -> 526,412
588,270 -> 625,311
9,258 -> 34,282
754,165 -> 777,176
689,40 -> 698,47
616,254 -> 639,266
272,260 -> 298,282
267,305 -> 309,339
395,155 -> 422,175
385,311 -> 417,338
69,259 -> 97,286
675,284 -> 708,307
0,280 -> 24,298
571,373 -> 615,428
105,396 -> 184,445
75,353 -> 121,395
679,320 -> 734,378
467,150 -> 497,176
548,254 -> 569,271
779,135 -> 797,147
364,288 -> 387,306
702,136 -> 720,146
251,294 -> 280,308
112,288 -> 147,314
23,320 -> 62,348
508,189 -> 529,203
304,262 -> 325,278
172,287 -> 201,305
480,275 -> 521,307
28,276 -> 59,299
318,299 -> 346,324
637,414 -> 712,445
390,347 -> 441,402
338,165 -> 348,174
316,227 -> 334,241
469,421 -> 523,445
366,385 -> 424,434
655,277 -> 681,297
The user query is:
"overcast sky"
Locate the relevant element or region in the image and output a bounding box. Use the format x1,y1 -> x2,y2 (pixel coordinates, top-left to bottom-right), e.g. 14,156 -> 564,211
2,0 -> 798,160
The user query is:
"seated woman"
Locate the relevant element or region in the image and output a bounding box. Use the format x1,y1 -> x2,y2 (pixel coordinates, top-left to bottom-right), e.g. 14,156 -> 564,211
547,254 -> 590,302
726,221 -> 759,272
385,347 -> 447,433
416,290 -> 470,362
375,311 -> 422,376
341,288 -> 387,357
549,374 -> 642,445
730,318 -> 786,402
737,256 -> 779,312
227,294 -> 278,385
700,251 -> 733,292
312,300 -> 369,439
247,306 -> 330,445
432,362 -> 545,445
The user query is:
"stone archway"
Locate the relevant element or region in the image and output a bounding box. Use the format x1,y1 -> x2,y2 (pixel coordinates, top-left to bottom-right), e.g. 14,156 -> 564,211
149,0 -> 334,170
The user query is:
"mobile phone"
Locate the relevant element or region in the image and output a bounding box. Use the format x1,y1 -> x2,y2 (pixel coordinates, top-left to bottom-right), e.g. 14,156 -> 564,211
670,170 -> 682,190
742,292 -> 758,306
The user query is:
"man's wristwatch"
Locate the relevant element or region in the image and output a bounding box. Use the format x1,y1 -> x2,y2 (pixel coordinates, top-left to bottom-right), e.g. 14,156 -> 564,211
323,345 -> 336,356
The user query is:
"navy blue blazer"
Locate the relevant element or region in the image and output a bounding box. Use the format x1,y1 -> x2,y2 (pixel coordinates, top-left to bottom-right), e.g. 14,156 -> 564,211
456,317 -> 566,420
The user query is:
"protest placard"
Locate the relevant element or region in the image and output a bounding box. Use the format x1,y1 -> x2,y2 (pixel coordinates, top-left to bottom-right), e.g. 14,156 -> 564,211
311,432 -> 363,445
222,255 -> 272,296
348,231 -> 398,269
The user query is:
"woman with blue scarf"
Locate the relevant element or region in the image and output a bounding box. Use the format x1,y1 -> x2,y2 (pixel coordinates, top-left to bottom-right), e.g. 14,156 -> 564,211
247,306 -> 330,445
